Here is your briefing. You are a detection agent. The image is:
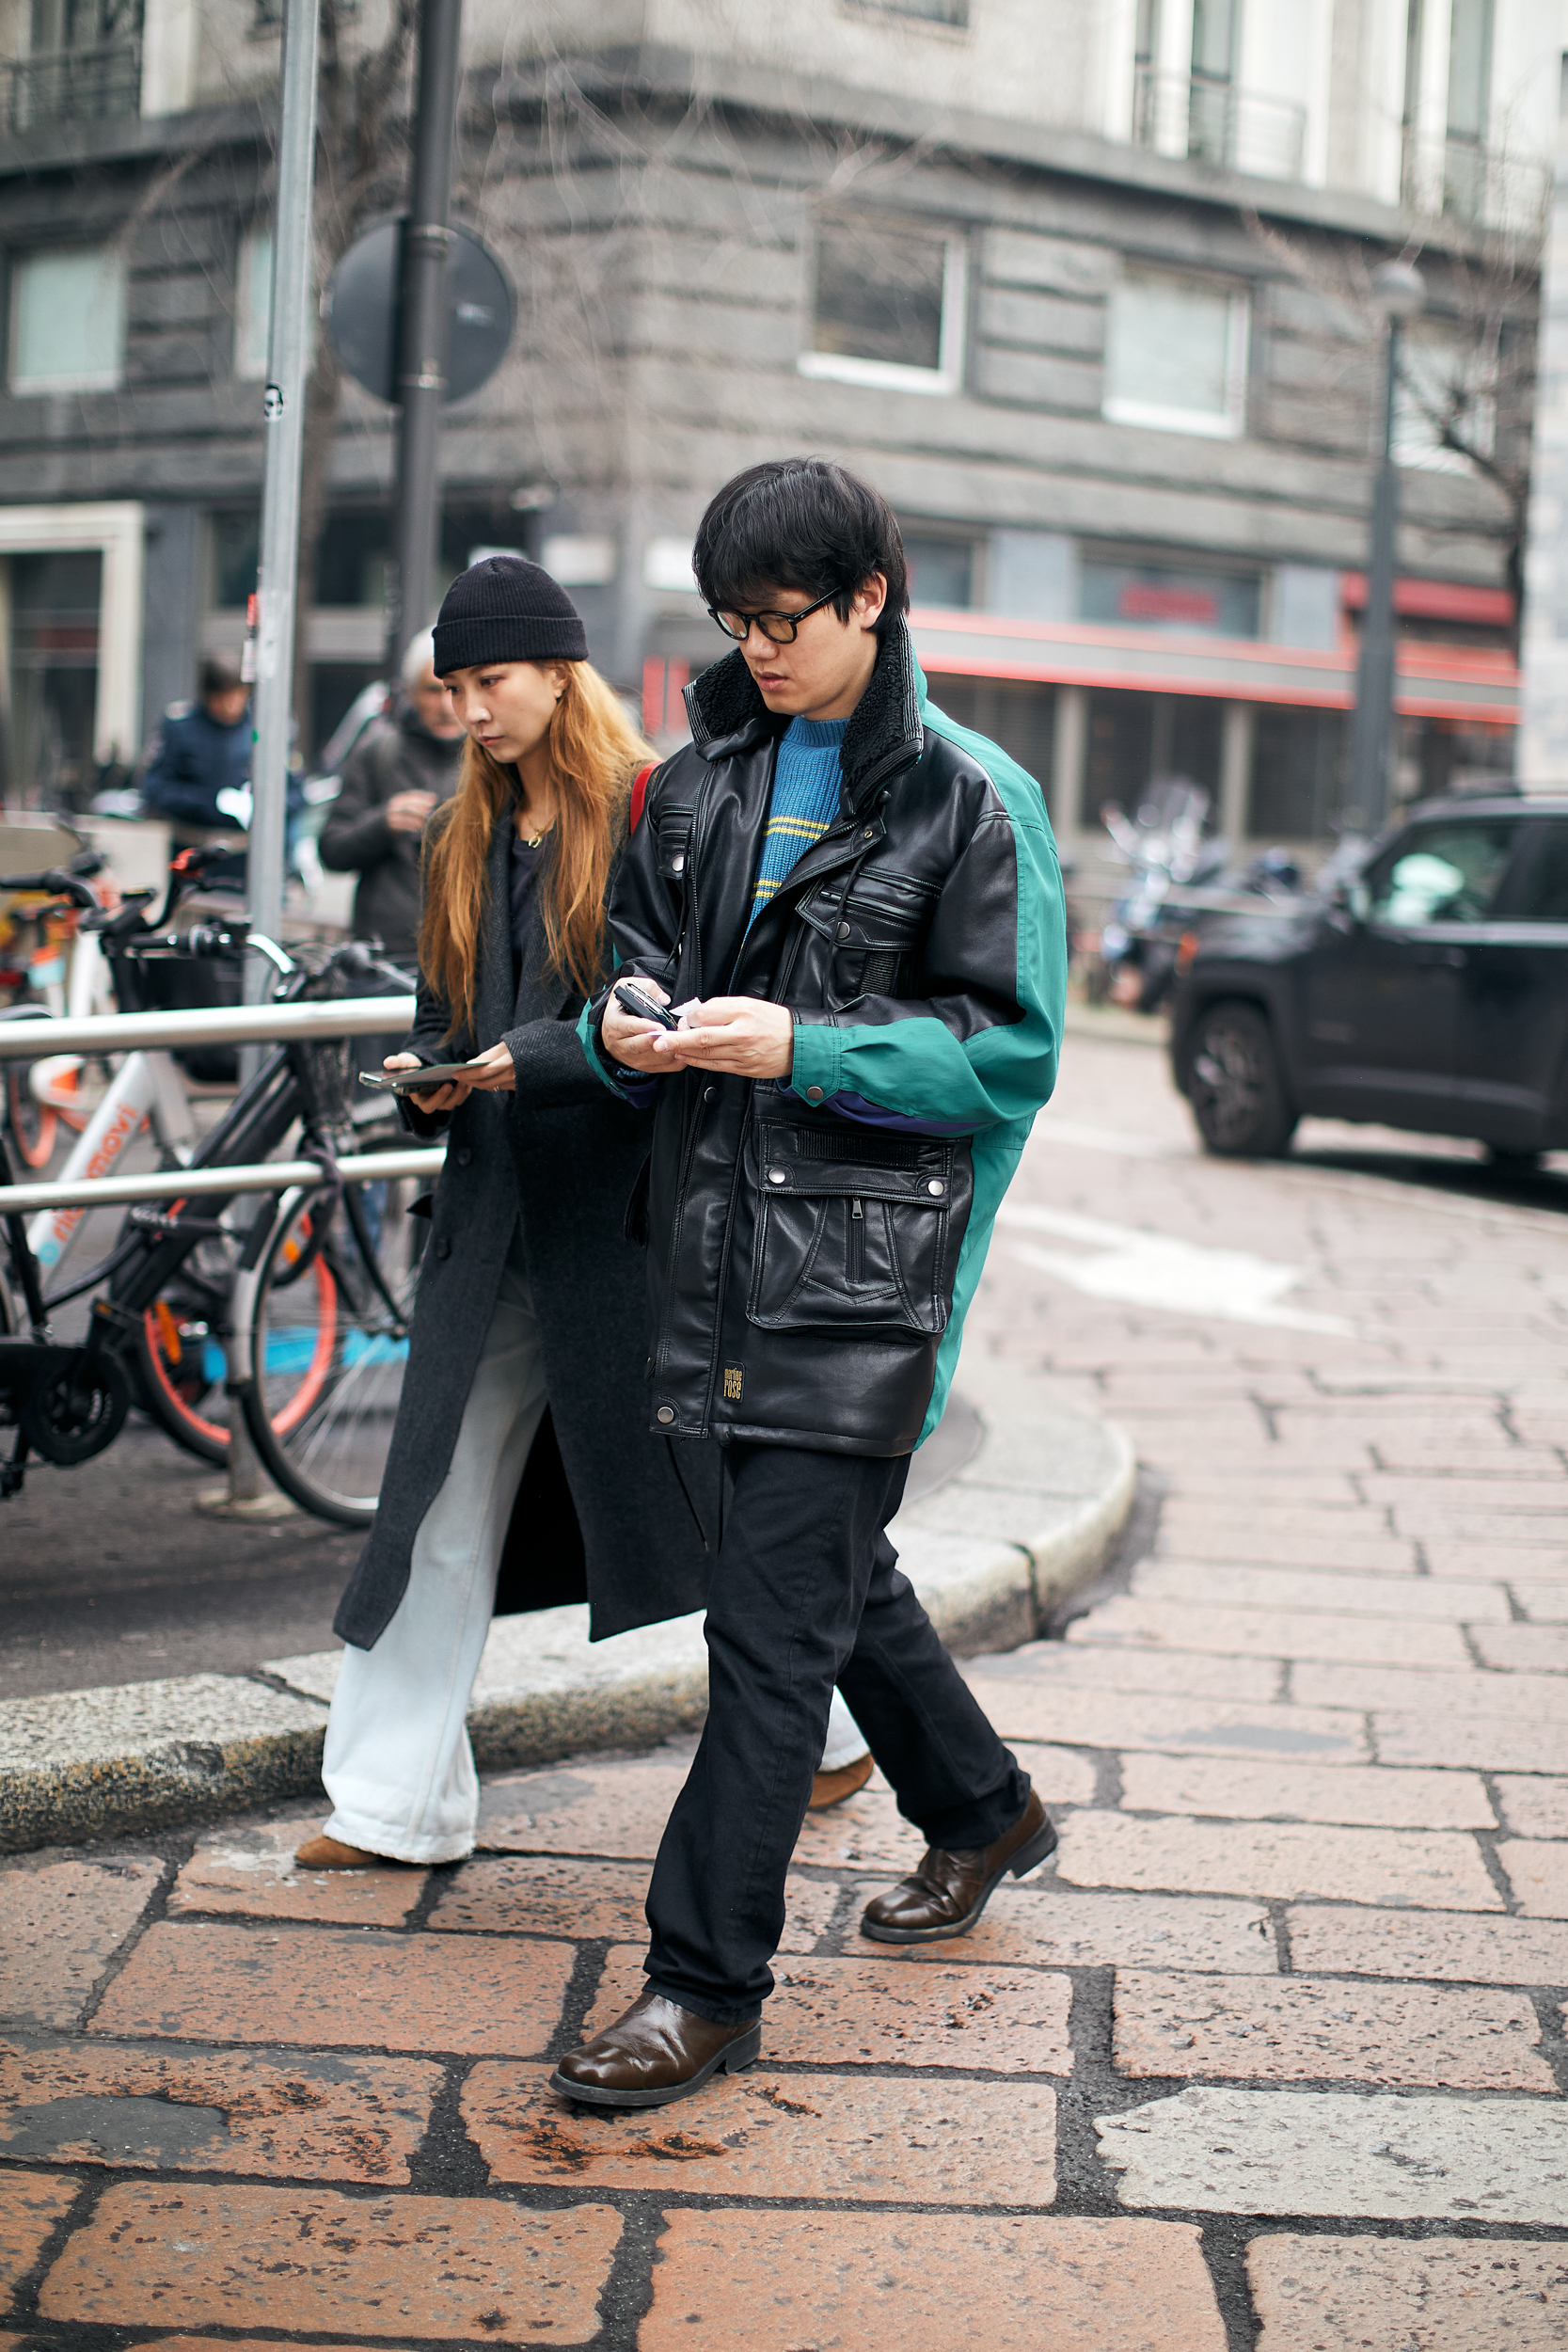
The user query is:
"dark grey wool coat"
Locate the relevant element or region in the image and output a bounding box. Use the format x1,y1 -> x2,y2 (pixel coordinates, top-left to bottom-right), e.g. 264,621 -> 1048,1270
332,814 -> 717,1649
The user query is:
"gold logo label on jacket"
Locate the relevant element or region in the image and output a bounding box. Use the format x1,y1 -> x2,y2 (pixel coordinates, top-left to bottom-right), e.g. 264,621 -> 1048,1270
722,1366 -> 744,1402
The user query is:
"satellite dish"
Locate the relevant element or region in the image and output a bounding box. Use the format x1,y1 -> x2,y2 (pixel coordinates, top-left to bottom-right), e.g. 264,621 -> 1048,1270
324,218 -> 514,406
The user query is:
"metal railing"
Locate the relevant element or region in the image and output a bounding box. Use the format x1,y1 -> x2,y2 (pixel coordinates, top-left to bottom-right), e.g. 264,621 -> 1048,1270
1132,66 -> 1307,184
0,38 -> 141,133
0,991 -> 439,1217
0,993 -> 417,1061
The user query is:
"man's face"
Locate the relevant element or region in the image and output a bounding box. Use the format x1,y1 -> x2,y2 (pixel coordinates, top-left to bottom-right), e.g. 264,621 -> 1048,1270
205,685 -> 249,727
410,665 -> 465,739
722,574 -> 887,722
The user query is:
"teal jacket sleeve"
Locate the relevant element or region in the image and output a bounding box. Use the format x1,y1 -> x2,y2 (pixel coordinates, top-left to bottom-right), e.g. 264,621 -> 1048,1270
788,798 -> 1067,1131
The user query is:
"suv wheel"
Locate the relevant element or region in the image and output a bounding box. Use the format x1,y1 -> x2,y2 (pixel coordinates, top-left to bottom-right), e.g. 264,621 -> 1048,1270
1183,1000 -> 1298,1158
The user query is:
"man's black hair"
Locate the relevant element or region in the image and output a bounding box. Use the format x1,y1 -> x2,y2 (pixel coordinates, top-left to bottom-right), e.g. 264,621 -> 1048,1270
692,458 -> 910,639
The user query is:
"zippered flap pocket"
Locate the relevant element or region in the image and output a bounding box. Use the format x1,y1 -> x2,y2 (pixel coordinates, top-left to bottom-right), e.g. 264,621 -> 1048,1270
746,1121 -> 955,1335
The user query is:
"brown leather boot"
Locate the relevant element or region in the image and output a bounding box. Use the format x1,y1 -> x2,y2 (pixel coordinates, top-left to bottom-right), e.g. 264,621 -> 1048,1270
550,1989 -> 761,2109
808,1752 -> 874,1811
294,1833 -> 407,1869
858,1788 -> 1057,1944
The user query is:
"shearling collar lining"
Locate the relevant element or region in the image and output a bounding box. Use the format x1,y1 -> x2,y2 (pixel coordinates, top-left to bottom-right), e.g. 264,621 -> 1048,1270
684,622 -> 926,808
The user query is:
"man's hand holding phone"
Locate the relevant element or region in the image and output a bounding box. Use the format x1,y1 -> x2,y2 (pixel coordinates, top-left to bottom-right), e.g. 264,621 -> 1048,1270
603,981 -> 793,1081
603,979 -> 679,1073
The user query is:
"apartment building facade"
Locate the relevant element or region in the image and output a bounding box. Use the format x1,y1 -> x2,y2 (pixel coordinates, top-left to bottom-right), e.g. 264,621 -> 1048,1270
0,0 -> 1554,841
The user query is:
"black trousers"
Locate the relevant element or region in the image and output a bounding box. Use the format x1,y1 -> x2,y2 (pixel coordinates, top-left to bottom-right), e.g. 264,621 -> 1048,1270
643,1440 -> 1031,2023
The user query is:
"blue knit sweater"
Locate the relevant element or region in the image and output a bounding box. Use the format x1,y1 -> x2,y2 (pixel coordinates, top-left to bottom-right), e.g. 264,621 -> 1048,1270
745,715 -> 847,932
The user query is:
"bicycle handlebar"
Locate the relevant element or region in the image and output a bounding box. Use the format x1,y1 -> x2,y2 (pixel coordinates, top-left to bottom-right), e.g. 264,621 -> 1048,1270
0,866 -> 102,911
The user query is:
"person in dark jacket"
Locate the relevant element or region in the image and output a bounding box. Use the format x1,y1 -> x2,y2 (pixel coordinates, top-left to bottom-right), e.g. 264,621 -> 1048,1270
318,628 -> 465,962
553,460 -> 1069,2109
294,558 -> 717,1871
140,654 -> 254,830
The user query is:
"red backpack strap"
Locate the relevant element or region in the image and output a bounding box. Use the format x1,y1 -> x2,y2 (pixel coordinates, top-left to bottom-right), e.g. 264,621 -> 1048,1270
629,762 -> 655,834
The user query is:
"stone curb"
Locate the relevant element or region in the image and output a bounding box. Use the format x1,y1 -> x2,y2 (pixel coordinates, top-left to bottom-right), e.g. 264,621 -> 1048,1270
0,1359 -> 1133,1853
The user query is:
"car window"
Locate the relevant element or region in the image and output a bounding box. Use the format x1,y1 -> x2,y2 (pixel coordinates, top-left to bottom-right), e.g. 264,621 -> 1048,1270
1511,819 -> 1568,922
1363,819 -> 1516,928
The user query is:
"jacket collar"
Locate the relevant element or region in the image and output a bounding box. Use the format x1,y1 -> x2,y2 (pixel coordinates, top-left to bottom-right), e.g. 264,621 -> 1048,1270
684,619 -> 927,814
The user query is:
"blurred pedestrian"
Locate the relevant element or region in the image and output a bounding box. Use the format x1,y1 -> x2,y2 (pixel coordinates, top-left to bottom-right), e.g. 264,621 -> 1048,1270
296,558 -> 717,1871
318,628 -> 465,966
139,653 -> 253,832
555,459 -> 1068,2107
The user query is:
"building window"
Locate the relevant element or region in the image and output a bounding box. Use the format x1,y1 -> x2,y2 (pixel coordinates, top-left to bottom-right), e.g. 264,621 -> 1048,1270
235,228 -> 273,381
800,220 -> 966,395
9,246 -> 125,393
1102,268 -> 1247,437
1080,558 -> 1260,639
6,0 -> 143,132
1249,706 -> 1346,840
904,533 -> 975,610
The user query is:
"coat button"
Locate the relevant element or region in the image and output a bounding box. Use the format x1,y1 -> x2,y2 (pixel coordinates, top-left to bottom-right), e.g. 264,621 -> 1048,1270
455,1147 -> 472,1166
836,921 -> 851,941
768,1168 -> 787,1184
703,1086 -> 716,1103
435,1236 -> 451,1258
805,1085 -> 824,1104
927,1178 -> 945,1197
671,853 -> 685,873
863,826 -> 875,839
657,1405 -> 675,1423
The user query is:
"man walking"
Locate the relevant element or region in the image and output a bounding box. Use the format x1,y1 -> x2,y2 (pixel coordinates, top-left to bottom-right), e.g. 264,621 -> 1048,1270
558,458 -> 1067,2108
319,628 -> 465,965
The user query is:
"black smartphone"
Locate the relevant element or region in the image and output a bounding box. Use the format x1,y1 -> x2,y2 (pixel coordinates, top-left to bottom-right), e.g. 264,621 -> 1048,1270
613,979 -> 680,1030
358,1062 -> 486,1095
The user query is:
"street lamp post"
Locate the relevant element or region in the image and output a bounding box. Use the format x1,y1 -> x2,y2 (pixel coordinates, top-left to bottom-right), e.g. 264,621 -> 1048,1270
1347,259 -> 1425,835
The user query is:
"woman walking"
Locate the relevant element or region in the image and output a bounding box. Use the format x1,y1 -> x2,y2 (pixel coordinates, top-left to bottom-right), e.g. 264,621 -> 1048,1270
297,557 -> 715,1868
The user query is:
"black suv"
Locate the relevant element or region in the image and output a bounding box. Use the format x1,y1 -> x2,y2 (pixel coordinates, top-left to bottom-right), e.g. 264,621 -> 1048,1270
1171,796 -> 1568,1163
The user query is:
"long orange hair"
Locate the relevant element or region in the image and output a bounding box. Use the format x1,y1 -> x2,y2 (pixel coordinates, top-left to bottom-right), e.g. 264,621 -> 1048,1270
419,660 -> 653,1041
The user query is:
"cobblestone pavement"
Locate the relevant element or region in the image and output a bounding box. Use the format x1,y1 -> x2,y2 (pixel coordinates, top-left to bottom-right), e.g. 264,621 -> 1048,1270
2,1031 -> 1566,2349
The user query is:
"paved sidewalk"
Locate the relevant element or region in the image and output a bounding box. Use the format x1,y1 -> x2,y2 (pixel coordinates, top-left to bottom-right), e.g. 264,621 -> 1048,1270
3,1034 -> 1567,2347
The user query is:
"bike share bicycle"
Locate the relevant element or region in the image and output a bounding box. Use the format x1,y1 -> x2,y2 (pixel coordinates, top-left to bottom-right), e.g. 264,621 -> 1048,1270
0,853 -> 427,1523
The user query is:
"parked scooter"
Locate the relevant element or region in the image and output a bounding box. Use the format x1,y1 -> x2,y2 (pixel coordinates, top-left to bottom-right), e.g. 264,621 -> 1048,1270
1093,779 -> 1307,1013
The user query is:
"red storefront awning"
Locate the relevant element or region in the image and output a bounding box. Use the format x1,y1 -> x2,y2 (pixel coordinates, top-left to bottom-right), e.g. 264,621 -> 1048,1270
909,608 -> 1519,727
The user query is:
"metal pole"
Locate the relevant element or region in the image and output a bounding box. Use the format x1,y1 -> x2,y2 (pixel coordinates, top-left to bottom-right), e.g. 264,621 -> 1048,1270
247,0 -> 323,984
1347,316 -> 1402,834
385,0 -> 464,676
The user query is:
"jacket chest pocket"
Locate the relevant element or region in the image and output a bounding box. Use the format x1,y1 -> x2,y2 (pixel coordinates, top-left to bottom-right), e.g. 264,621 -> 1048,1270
746,1122 -> 954,1337
798,870 -> 937,1001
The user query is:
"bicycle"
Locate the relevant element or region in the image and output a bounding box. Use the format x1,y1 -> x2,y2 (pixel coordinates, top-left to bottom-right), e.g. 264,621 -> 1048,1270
0,866 -> 426,1521
0,846 -> 112,1166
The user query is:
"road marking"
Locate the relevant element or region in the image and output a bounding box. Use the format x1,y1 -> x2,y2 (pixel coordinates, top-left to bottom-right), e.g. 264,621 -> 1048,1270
997,1203 -> 1354,1334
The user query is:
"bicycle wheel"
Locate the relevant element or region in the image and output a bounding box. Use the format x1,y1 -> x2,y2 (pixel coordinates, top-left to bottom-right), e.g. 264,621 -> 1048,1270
240,1176 -> 423,1524
134,1199 -> 331,1465
3,1061 -> 55,1168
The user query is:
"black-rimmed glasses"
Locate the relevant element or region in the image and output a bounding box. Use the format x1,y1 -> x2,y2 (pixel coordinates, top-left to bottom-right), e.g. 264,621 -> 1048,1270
708,585 -> 842,644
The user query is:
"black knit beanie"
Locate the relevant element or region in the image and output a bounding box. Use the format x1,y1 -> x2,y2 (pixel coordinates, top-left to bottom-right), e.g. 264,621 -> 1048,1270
432,555 -> 589,675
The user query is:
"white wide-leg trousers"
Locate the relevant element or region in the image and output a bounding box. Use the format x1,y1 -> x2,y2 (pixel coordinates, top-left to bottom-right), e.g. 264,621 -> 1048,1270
322,1225 -> 549,1863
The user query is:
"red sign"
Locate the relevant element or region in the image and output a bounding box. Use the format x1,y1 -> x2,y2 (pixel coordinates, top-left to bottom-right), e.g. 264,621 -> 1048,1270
1118,584 -> 1219,625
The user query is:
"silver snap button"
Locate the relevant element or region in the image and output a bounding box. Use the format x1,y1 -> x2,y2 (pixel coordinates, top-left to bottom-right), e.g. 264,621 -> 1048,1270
927,1178 -> 945,1197
671,853 -> 685,873
703,1085 -> 716,1103
657,1406 -> 675,1424
805,1086 -> 824,1104
768,1168 -> 787,1184
836,920 -> 851,940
